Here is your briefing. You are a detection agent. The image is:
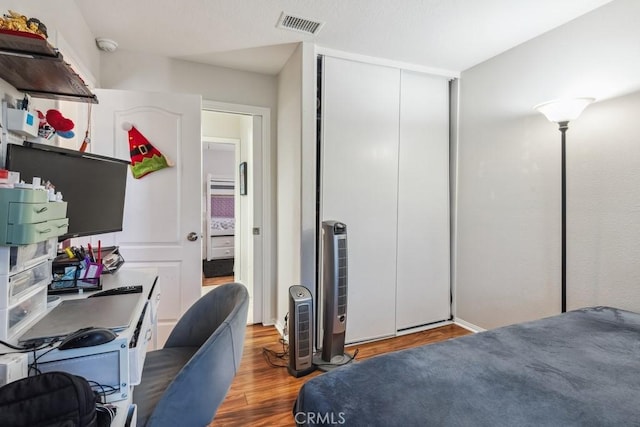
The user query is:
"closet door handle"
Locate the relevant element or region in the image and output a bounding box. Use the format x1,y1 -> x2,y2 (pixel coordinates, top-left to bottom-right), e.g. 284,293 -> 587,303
187,232 -> 199,241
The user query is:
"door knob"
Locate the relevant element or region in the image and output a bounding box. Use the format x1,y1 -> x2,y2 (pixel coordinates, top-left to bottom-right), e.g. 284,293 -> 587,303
187,232 -> 199,241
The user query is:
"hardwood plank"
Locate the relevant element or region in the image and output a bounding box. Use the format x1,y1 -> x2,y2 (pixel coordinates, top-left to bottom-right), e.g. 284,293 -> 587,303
202,275 -> 234,286
210,323 -> 471,426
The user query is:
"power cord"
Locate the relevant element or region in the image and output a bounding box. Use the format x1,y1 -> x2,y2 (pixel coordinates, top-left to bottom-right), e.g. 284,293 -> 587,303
0,338 -> 46,354
263,313 -> 290,368
0,338 -> 62,376
262,337 -> 289,368
87,380 -> 119,403
96,402 -> 117,426
283,312 -> 289,337
28,340 -> 61,376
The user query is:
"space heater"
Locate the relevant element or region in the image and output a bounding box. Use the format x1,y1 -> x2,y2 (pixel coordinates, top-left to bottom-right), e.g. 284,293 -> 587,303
287,285 -> 315,377
319,220 -> 350,366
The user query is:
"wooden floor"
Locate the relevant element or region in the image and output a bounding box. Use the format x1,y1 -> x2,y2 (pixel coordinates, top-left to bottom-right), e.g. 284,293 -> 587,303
210,323 -> 471,426
203,275 -> 235,286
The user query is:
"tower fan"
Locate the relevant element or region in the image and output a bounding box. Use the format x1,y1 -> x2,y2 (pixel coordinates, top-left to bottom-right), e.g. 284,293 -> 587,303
287,285 -> 315,377
315,220 -> 351,369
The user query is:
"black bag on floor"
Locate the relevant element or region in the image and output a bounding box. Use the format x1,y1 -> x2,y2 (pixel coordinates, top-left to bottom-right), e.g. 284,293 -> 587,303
0,371 -> 97,427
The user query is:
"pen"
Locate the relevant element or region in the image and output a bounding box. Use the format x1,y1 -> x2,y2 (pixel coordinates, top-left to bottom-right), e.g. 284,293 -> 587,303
87,243 -> 95,262
72,246 -> 83,260
97,240 -> 101,264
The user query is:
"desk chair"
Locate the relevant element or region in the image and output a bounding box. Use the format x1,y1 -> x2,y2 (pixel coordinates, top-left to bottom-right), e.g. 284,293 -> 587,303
133,283 -> 249,426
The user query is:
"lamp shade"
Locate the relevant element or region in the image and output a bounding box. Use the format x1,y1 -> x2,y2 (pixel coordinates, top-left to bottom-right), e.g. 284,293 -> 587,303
534,97 -> 595,123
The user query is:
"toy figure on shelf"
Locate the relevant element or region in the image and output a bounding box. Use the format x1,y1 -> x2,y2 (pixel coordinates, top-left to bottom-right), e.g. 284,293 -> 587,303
36,109 -> 75,140
0,10 -> 48,38
46,109 -> 75,139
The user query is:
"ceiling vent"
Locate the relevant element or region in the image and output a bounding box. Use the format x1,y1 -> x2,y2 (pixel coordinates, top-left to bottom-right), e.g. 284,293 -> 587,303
276,12 -> 324,35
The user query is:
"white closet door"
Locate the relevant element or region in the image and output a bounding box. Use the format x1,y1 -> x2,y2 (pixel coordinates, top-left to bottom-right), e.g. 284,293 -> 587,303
321,56 -> 400,343
396,71 -> 450,330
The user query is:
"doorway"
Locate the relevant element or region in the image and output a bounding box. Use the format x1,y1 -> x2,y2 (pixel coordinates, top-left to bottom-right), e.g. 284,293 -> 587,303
200,111 -> 252,312
199,101 -> 272,326
202,138 -> 240,287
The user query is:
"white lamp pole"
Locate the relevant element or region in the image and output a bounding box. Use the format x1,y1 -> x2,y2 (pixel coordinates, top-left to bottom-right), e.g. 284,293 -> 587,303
534,97 -> 594,313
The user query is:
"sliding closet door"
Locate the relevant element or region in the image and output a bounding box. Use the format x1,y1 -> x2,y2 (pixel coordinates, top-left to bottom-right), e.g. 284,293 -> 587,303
396,71 -> 450,330
321,56 -> 400,343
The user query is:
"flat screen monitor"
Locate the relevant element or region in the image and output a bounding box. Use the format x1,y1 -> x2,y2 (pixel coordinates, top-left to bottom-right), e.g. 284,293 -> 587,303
5,142 -> 129,240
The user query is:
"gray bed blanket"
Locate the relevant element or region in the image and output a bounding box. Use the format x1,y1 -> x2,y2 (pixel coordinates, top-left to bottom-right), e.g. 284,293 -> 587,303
294,307 -> 640,426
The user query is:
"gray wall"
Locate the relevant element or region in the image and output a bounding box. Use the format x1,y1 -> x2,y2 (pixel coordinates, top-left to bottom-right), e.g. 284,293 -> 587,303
455,0 -> 640,329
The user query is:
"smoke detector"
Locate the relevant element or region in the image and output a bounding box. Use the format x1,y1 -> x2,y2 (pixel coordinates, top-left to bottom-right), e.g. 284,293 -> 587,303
95,37 -> 118,52
276,12 -> 324,35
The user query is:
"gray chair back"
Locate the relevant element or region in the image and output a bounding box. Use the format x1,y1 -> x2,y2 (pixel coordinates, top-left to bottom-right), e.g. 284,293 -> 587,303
146,283 -> 249,426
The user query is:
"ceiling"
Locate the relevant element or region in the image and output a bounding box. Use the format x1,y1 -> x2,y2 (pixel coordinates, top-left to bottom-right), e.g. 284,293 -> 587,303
75,0 -> 613,76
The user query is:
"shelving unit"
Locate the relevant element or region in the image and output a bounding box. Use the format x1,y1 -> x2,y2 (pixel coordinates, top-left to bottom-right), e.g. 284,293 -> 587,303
0,29 -> 97,104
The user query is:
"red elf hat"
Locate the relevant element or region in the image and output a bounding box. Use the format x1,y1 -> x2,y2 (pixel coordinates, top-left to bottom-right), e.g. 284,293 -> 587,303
122,122 -> 173,179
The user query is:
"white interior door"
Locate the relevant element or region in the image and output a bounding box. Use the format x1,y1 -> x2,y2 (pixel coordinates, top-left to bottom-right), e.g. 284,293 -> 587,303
321,57 -> 400,343
92,89 -> 202,348
396,71 -> 451,330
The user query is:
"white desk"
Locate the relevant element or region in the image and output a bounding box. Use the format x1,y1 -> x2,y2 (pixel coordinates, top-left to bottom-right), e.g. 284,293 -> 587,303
23,268 -> 159,427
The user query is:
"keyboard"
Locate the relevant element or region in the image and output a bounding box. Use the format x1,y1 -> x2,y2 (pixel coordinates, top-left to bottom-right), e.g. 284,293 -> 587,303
88,285 -> 143,298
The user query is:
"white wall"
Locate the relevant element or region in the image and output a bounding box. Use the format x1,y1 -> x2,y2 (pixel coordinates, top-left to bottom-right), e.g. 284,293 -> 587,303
203,145 -> 235,179
202,110 -> 245,182
276,44 -> 303,328
99,49 -> 277,155
274,41 -> 316,329
99,50 -> 276,105
300,43 -> 319,303
203,111 -> 244,141
456,0 -> 640,329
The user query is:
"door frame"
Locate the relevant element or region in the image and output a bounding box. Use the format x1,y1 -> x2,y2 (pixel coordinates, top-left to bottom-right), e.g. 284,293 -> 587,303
202,100 -> 272,325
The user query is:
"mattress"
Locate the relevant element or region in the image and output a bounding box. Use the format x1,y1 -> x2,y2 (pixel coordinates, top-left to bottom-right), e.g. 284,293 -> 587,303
294,306 -> 640,426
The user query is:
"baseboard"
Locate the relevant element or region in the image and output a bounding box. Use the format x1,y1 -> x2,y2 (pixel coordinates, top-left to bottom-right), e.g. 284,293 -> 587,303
261,318 -> 276,327
274,319 -> 289,343
453,317 -> 485,333
396,320 -> 453,336
273,317 -> 481,345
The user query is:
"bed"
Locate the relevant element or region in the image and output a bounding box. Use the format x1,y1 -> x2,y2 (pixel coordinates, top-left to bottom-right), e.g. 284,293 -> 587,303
210,215 -> 235,236
206,178 -> 235,261
294,306 -> 640,426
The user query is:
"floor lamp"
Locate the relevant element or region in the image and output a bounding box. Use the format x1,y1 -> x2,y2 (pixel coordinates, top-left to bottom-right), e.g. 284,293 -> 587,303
534,97 -> 594,313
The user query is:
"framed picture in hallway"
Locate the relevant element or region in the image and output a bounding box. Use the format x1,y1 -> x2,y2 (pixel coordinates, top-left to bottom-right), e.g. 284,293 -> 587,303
239,162 -> 247,195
